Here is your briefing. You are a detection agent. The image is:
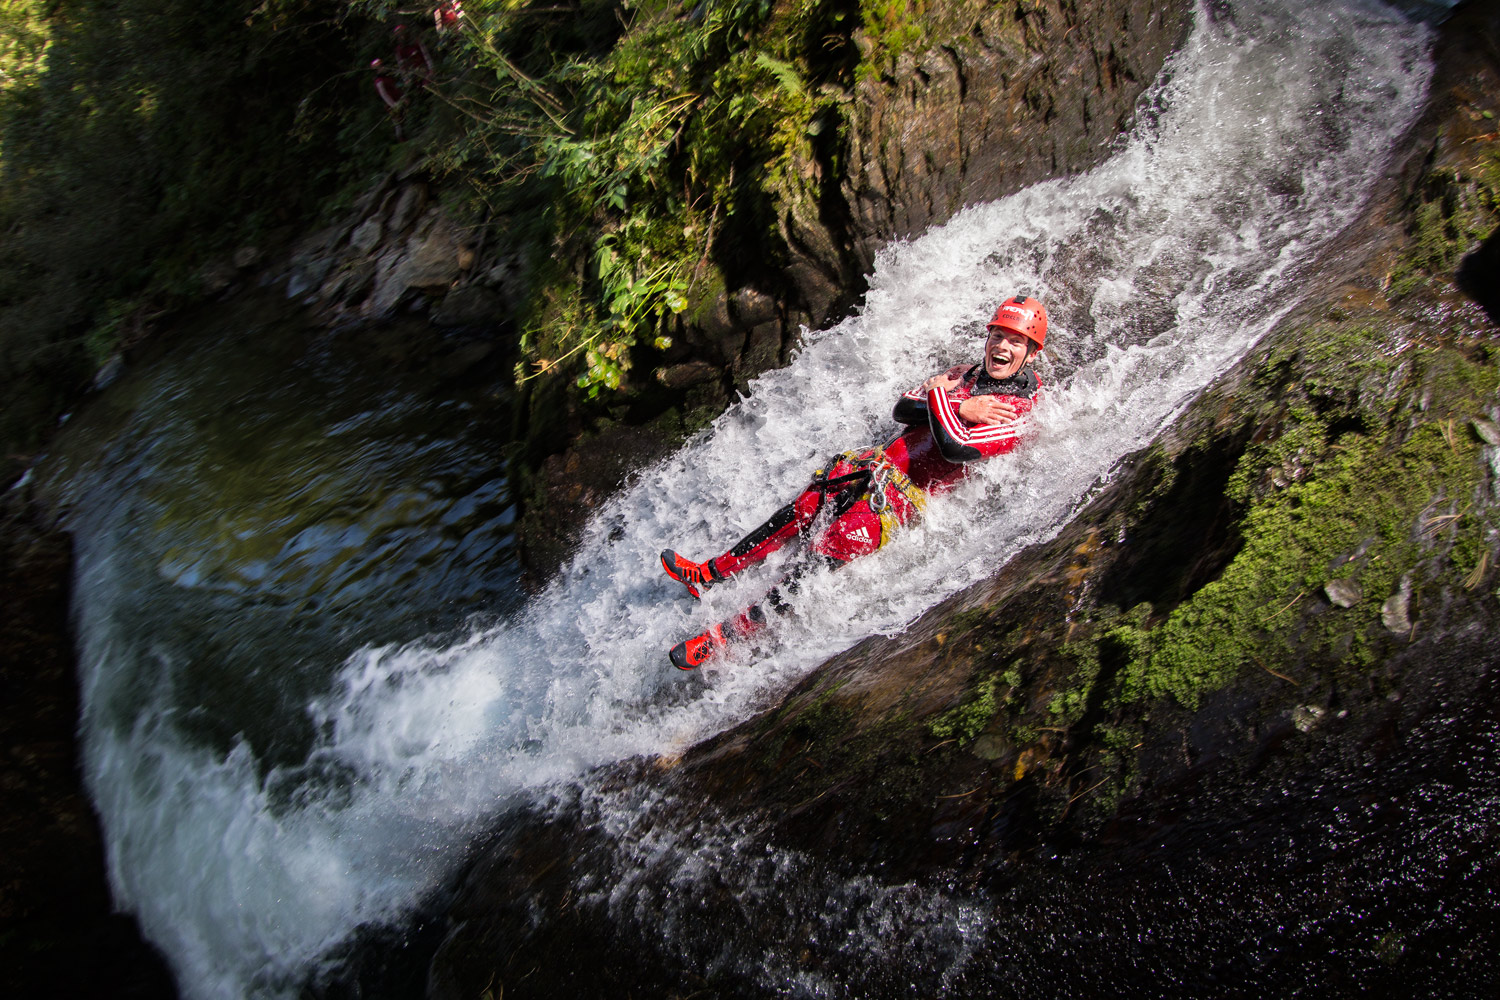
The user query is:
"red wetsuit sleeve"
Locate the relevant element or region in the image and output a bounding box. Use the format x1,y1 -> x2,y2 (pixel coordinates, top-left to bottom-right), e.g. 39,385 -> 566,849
925,386 -> 1035,462
375,76 -> 403,107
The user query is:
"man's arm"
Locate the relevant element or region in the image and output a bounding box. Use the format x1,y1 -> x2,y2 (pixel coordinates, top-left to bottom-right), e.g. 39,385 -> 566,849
926,388 -> 1033,462
893,364 -> 971,425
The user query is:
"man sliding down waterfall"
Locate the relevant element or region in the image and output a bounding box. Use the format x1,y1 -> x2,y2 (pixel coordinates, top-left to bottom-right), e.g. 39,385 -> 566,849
661,294 -> 1048,670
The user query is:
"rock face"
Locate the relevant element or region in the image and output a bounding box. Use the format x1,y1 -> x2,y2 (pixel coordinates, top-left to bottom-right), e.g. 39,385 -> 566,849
832,0 -> 1190,292
281,177 -> 502,327
425,3 -> 1500,996
696,0 -> 1194,387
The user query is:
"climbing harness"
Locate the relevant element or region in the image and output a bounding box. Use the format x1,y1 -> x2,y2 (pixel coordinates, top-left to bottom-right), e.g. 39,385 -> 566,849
811,446 -> 928,547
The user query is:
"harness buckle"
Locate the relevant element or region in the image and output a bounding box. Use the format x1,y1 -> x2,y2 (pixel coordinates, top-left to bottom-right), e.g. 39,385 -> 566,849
868,467 -> 890,510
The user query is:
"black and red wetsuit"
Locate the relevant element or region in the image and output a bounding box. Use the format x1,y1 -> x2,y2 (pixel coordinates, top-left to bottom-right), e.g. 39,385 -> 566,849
706,362 -> 1041,582
374,72 -> 403,110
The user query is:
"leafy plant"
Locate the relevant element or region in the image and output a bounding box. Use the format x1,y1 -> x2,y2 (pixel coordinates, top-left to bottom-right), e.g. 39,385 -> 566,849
423,0 -> 850,397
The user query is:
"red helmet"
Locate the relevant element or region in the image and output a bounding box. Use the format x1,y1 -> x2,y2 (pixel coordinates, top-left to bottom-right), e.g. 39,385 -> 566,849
987,295 -> 1047,351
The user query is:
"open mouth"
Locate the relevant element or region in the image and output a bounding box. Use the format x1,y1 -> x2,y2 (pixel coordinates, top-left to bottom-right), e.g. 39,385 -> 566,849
988,349 -> 1019,371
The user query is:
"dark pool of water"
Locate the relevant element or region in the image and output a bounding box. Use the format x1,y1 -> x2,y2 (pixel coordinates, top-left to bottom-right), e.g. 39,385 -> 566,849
37,291 -> 523,769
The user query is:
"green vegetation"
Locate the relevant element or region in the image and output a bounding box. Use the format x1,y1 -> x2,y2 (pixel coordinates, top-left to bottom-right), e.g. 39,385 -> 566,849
1387,144 -> 1500,299
1111,325 -> 1498,708
418,0 -> 861,398
929,667 -> 1009,743
1122,423 -> 1477,704
855,0 -> 927,81
0,1 -> 48,95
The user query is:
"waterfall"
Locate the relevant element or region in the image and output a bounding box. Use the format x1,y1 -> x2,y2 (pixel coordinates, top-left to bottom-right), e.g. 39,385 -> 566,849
55,1 -> 1438,996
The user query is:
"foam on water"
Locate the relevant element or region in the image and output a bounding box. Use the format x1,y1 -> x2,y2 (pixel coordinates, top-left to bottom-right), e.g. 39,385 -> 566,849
69,2 -> 1437,996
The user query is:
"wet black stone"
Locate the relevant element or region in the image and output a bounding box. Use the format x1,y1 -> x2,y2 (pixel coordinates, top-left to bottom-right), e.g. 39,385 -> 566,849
1457,228 -> 1500,327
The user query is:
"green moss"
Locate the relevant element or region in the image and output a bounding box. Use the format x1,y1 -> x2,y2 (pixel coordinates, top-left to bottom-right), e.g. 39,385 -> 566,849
1062,744 -> 1138,829
1033,605 -> 1150,725
756,675 -> 854,768
944,605 -> 996,635
929,669 -> 1007,743
854,0 -> 928,82
1387,148 -> 1500,299
757,676 -> 934,820
1095,723 -> 1142,751
1118,338 -> 1498,708
836,711 -> 929,816
789,697 -> 858,749
1046,641 -> 1100,723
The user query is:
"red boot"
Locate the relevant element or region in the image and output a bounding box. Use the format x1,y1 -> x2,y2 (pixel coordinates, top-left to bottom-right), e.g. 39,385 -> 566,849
668,598 -> 780,670
660,549 -> 723,599
669,623 -> 728,670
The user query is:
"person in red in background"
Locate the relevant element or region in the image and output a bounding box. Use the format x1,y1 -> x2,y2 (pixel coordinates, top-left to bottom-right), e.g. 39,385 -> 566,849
661,295 -> 1049,670
434,1 -> 464,36
371,58 -> 405,140
392,23 -> 434,86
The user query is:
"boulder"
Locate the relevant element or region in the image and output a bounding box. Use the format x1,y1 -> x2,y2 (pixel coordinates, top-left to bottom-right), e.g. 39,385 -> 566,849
366,209 -> 476,317
387,181 -> 429,234
197,258 -> 237,296
654,360 -> 719,389
1381,574 -> 1414,634
348,217 -> 382,256
1324,578 -> 1363,608
774,0 -> 1195,323
433,284 -> 508,328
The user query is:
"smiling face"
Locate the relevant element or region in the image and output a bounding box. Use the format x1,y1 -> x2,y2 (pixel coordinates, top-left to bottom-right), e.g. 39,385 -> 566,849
984,326 -> 1034,379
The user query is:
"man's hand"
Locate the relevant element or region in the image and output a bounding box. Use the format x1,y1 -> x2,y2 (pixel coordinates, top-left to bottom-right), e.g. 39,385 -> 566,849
922,372 -> 962,392
958,395 -> 1018,425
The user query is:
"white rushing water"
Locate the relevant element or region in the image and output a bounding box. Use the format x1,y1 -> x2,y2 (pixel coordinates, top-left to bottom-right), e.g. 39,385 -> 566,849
67,1 -> 1438,996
